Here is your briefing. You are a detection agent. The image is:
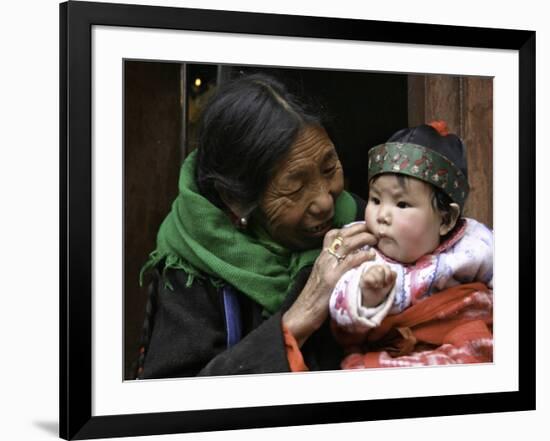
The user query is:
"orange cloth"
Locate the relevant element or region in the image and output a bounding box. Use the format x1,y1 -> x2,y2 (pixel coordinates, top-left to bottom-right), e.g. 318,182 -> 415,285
340,282 -> 493,369
282,325 -> 309,372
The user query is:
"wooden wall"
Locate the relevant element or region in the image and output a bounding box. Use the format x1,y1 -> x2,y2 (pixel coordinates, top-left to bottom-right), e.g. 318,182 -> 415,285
124,61 -> 182,378
408,75 -> 493,228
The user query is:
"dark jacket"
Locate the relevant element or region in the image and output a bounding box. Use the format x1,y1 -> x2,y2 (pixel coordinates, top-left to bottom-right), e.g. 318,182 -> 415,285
140,195 -> 366,379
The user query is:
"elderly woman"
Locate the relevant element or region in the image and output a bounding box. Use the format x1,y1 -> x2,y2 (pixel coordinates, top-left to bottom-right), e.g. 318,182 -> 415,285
137,74 -> 376,378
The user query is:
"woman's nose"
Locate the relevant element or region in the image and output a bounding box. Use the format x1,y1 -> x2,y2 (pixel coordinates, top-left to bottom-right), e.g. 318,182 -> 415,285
309,185 -> 333,217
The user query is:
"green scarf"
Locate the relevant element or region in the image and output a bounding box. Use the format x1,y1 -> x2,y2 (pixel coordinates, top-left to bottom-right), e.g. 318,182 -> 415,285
140,150 -> 357,314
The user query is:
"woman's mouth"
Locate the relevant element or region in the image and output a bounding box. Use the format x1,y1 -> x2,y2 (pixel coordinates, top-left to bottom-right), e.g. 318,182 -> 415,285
304,219 -> 333,236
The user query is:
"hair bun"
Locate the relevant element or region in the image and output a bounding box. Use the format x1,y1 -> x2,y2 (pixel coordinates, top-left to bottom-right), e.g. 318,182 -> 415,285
428,120 -> 450,136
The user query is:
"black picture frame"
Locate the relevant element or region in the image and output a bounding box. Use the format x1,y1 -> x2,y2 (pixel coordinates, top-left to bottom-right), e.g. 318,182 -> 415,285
60,1 -> 536,439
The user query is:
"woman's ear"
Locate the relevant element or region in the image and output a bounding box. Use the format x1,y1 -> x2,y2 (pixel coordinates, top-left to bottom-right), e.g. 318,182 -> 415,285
215,184 -> 249,220
439,203 -> 460,236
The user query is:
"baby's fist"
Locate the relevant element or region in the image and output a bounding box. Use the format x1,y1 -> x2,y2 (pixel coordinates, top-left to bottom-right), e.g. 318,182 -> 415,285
360,264 -> 396,308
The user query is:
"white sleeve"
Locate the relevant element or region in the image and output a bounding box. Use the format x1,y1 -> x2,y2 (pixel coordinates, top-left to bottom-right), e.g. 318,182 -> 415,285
329,255 -> 405,331
433,219 -> 494,290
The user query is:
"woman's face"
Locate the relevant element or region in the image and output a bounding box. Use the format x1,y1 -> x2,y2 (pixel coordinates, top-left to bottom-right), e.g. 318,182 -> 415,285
258,125 -> 344,250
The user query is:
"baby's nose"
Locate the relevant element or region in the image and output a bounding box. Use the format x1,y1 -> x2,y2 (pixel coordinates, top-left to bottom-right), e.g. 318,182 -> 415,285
377,206 -> 391,224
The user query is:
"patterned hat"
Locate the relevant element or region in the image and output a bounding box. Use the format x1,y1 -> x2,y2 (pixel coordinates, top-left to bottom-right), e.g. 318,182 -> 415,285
368,122 -> 469,209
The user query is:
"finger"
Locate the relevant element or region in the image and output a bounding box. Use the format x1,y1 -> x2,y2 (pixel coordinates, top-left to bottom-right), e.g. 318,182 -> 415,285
338,232 -> 377,256
340,249 -> 375,272
360,272 -> 375,290
318,249 -> 343,272
375,268 -> 388,288
324,223 -> 377,252
384,269 -> 397,286
338,222 -> 369,237
321,250 -> 348,274
338,223 -> 376,246
323,228 -> 343,247
366,273 -> 380,289
380,265 -> 390,281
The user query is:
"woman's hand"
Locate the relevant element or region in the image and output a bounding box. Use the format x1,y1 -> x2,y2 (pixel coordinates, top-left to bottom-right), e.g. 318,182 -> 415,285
282,223 -> 377,347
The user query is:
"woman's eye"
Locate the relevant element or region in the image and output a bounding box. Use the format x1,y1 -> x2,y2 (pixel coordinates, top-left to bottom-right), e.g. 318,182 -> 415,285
287,185 -> 304,195
397,201 -> 410,209
323,165 -> 337,175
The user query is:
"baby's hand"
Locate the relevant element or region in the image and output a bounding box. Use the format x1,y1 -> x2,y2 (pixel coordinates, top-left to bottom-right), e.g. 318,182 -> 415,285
360,264 -> 397,308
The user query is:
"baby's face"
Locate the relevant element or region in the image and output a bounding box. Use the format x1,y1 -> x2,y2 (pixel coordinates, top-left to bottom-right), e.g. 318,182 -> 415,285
365,174 -> 443,264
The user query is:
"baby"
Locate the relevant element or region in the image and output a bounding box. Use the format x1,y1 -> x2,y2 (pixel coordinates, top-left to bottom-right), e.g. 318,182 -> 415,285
329,122 -> 493,333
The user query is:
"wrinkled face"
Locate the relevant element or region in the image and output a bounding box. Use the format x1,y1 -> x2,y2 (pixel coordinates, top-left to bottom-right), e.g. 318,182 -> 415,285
258,125 -> 344,250
365,174 -> 442,263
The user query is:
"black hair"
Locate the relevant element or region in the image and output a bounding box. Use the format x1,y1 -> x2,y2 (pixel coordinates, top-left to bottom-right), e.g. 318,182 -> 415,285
195,73 -> 324,213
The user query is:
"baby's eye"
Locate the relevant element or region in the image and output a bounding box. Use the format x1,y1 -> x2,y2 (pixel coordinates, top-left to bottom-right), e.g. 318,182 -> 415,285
370,196 -> 380,205
397,201 -> 410,209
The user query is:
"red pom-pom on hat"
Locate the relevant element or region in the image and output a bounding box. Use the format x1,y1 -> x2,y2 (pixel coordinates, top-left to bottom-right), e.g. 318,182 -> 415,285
428,120 -> 449,136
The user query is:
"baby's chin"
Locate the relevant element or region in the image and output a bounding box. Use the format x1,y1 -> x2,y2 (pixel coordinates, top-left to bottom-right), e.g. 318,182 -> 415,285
377,242 -> 399,261
377,242 -> 419,264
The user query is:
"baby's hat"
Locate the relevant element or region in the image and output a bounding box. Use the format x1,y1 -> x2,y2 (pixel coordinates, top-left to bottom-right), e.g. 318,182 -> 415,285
368,121 -> 469,209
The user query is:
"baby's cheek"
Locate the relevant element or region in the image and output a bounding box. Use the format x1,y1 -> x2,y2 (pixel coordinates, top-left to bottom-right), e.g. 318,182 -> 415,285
396,213 -> 439,256
394,216 -> 426,244
364,206 -> 376,231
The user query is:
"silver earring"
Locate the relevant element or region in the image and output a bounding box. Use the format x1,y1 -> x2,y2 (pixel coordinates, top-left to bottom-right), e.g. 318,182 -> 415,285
239,217 -> 248,228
